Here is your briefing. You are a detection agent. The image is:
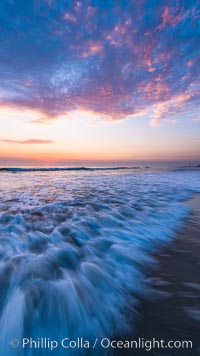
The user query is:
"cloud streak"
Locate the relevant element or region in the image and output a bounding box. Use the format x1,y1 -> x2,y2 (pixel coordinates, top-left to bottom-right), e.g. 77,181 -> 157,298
0,0 -> 199,124
0,139 -> 54,145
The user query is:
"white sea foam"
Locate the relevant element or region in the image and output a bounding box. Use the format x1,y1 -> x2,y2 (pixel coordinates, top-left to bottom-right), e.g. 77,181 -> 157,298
0,169 -> 199,355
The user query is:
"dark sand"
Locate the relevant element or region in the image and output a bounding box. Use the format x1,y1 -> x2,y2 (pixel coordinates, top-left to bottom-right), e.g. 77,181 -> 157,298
117,194 -> 200,356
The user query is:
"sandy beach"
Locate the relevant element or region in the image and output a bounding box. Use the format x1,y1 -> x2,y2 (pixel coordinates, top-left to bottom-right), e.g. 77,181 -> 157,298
131,193 -> 200,355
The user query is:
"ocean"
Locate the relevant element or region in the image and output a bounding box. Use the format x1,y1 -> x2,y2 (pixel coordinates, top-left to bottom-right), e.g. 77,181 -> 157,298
0,167 -> 199,355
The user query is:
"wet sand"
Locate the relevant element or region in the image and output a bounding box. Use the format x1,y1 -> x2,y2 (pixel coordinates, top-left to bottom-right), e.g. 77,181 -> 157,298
117,194 -> 200,355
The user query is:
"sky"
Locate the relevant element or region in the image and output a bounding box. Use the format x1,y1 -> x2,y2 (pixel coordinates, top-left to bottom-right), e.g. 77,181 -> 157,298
0,0 -> 199,165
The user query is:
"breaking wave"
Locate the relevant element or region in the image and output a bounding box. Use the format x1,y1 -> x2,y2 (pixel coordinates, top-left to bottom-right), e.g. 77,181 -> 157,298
0,166 -> 142,172
0,169 -> 199,355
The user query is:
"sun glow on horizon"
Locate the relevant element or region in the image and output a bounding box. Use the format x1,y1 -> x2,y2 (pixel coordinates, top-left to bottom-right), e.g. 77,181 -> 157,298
0,105 -> 199,165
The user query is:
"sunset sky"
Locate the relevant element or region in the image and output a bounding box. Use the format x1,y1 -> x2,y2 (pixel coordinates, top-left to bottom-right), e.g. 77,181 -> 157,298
0,0 -> 199,165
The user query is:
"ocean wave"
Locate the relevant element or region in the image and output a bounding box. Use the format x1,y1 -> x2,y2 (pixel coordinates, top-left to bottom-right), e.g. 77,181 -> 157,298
0,165 -> 199,173
0,166 -> 143,173
0,170 -> 199,355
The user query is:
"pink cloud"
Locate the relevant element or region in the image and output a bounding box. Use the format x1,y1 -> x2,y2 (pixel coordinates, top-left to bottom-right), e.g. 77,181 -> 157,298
150,93 -> 192,126
0,139 -> 54,144
157,6 -> 190,31
63,12 -> 76,23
